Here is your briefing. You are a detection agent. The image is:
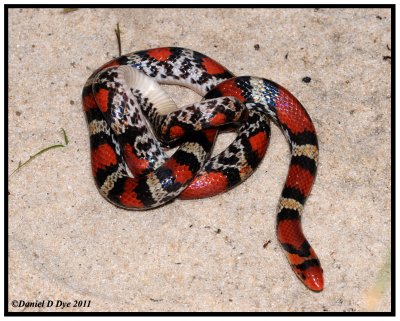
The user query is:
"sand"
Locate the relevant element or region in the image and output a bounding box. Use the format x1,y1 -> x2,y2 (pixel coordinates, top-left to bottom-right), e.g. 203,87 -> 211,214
8,7 -> 391,312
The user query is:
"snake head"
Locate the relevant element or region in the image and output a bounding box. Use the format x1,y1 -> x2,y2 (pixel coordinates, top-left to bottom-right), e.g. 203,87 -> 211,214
293,262 -> 324,292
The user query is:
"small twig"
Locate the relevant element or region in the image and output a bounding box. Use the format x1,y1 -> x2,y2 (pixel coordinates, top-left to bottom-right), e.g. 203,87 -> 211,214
62,8 -> 78,14
9,128 -> 69,177
115,23 -> 122,56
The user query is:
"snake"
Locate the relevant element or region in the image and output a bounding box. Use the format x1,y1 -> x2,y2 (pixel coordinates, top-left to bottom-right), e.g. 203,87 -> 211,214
82,47 -> 324,291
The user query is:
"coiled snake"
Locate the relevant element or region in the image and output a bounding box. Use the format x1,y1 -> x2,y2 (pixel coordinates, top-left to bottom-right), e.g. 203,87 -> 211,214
82,47 -> 323,291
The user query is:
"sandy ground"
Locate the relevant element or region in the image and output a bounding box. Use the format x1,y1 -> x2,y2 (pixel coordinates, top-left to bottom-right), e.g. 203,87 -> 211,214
8,8 -> 391,312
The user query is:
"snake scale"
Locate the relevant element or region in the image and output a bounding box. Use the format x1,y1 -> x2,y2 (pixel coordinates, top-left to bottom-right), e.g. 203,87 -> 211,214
82,47 -> 324,291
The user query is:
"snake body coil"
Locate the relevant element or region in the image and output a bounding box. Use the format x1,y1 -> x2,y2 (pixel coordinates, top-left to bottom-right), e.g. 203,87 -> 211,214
82,47 -> 323,291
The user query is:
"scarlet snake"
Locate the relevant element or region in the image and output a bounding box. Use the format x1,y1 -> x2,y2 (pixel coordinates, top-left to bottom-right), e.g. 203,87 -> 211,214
82,47 -> 324,291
